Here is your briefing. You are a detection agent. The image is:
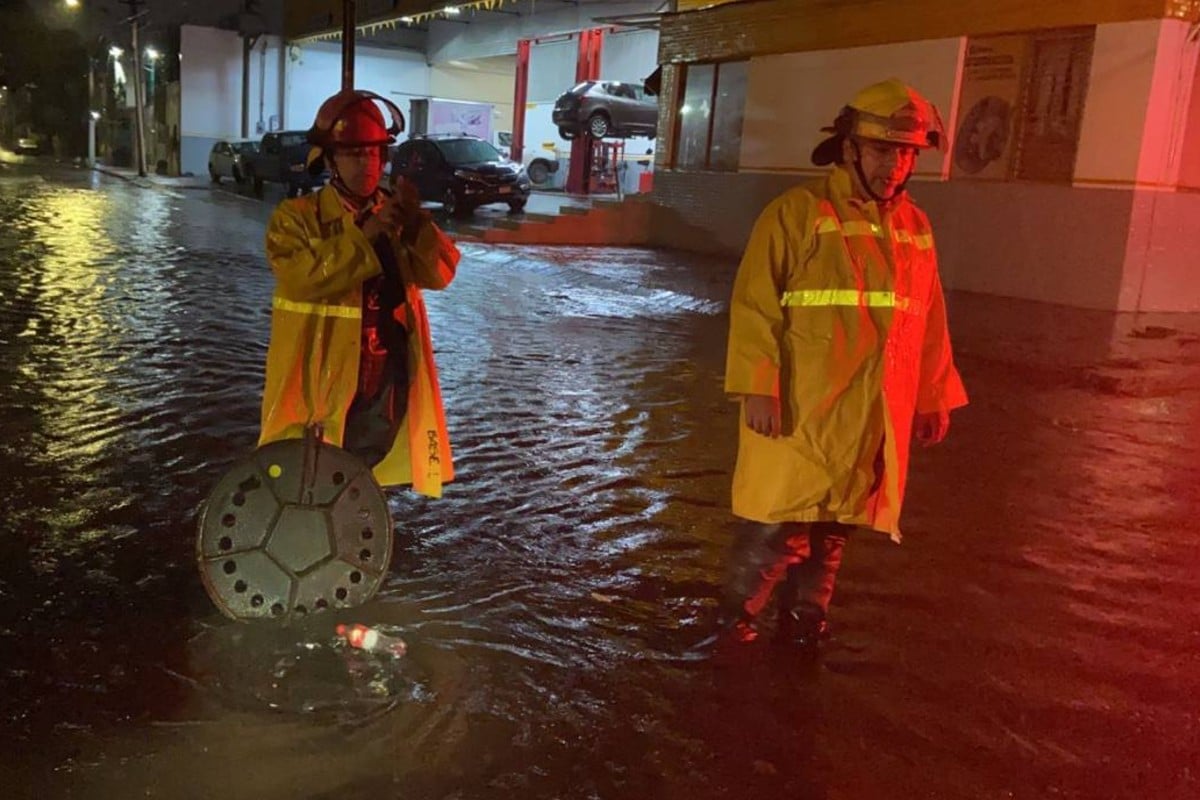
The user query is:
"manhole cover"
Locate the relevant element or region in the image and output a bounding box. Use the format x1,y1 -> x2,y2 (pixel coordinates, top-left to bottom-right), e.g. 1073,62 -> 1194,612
197,436 -> 393,621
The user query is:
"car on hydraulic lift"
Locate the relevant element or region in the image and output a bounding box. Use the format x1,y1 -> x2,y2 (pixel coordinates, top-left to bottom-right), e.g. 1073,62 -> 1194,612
390,134 -> 532,217
552,80 -> 659,140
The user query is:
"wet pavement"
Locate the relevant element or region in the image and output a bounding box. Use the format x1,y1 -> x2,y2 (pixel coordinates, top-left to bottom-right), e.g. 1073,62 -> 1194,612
1,161 -> 1198,800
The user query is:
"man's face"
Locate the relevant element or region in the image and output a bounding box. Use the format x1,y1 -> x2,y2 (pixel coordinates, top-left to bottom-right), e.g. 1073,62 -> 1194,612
845,137 -> 919,200
332,145 -> 383,197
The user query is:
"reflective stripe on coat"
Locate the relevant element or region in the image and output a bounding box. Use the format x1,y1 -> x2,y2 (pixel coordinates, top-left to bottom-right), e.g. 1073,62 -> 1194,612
259,184 -> 460,497
725,166 -> 967,540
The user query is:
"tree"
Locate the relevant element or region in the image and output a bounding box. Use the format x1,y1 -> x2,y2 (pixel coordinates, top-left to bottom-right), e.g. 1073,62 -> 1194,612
0,0 -> 88,155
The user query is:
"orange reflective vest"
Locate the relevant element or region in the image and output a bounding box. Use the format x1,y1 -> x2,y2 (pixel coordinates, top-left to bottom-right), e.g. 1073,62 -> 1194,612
725,166 -> 967,540
260,184 -> 460,498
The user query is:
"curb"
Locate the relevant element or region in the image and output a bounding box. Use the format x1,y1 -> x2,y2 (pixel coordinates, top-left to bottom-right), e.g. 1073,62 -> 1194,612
92,165 -> 155,188
92,165 -> 211,191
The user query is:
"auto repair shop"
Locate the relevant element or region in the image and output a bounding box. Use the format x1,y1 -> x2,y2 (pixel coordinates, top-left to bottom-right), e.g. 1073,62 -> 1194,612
283,0 -> 663,196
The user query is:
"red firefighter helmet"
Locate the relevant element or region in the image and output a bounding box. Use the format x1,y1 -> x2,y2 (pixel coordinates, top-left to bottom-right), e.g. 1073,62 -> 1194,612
306,89 -> 405,174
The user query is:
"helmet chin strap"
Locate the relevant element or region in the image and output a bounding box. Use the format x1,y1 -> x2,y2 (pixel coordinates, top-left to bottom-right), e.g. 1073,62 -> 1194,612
849,139 -> 912,204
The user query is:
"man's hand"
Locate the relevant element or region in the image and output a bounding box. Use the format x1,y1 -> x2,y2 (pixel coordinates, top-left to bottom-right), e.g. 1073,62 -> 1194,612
360,192 -> 406,242
914,409 -> 950,447
743,394 -> 782,438
392,176 -> 425,231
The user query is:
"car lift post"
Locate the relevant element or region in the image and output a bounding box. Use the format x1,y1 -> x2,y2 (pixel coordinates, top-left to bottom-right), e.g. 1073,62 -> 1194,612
511,38 -> 531,164
565,27 -> 605,195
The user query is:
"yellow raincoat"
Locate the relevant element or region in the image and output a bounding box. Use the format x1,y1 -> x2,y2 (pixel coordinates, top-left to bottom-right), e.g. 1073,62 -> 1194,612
260,184 -> 460,498
726,166 -> 967,540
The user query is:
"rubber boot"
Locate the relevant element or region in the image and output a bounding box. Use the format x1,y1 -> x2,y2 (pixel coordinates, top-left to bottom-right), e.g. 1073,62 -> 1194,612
775,523 -> 848,651
776,599 -> 829,653
718,522 -> 811,644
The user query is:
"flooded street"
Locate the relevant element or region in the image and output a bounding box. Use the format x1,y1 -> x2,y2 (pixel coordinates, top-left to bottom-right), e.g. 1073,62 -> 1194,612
1,163 -> 1198,800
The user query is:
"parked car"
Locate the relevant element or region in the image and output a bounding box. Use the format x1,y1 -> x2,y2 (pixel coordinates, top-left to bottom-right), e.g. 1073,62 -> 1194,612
496,128 -> 561,187
207,139 -> 259,184
243,130 -> 326,197
14,133 -> 44,155
552,80 -> 658,140
390,134 -> 532,217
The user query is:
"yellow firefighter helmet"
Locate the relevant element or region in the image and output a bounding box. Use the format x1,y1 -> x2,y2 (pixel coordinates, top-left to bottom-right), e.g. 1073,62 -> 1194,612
812,79 -> 947,166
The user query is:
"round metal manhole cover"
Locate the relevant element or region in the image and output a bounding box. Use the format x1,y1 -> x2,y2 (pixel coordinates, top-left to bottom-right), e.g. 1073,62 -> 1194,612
196,438 -> 393,621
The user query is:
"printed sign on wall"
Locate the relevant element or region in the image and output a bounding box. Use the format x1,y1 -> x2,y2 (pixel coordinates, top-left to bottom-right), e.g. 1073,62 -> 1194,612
952,35 -> 1027,180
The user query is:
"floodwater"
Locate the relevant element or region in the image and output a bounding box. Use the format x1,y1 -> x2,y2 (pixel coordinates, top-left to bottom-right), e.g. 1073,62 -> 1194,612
1,163 -> 1198,800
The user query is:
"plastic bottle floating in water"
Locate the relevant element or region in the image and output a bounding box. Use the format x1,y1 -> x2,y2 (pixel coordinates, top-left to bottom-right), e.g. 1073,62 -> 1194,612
336,623 -> 408,657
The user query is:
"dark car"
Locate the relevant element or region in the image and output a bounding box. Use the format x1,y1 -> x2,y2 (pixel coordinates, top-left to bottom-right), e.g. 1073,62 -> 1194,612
243,130 -> 326,197
390,135 -> 531,217
552,80 -> 658,140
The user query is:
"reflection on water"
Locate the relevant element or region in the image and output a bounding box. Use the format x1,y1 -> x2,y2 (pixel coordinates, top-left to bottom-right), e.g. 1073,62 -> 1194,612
1,166 -> 1199,800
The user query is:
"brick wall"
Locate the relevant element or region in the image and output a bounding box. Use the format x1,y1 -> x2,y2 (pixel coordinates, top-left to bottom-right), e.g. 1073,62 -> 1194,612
650,169 -> 801,255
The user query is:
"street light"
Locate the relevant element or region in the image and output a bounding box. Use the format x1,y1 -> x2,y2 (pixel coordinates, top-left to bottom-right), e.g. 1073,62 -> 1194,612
144,47 -> 160,101
65,0 -> 80,8
88,111 -> 100,167
109,46 -> 123,58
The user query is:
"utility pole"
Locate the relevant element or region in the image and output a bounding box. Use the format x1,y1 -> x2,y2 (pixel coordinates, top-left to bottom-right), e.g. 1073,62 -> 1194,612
241,1 -> 262,139
87,56 -> 96,167
241,35 -> 253,138
124,0 -> 148,176
342,0 -> 356,91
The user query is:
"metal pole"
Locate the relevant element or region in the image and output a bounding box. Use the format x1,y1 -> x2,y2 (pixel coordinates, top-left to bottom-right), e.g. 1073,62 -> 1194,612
341,0 -> 355,91
131,19 -> 148,176
87,58 -> 96,166
241,35 -> 251,138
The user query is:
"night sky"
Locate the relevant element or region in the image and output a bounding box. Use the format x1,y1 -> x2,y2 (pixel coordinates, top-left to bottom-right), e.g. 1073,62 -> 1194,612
35,0 -> 284,46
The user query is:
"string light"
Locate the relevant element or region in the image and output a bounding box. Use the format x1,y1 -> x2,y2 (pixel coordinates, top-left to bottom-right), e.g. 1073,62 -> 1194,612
295,0 -> 517,42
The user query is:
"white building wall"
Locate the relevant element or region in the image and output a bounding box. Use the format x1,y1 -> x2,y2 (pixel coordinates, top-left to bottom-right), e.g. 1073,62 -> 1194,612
179,25 -> 286,177
528,39 -> 576,103
1075,21 -> 1160,187
247,35 -> 287,138
283,42 -> 431,133
1135,20 -> 1199,188
739,38 -> 964,179
601,29 -> 660,85
1117,19 -> 1200,312
1181,47 -> 1200,190
430,56 -> 516,134
179,25 -> 243,176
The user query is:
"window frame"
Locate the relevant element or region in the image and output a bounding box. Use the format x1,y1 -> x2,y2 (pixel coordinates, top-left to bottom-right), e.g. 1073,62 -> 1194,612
670,59 -> 747,172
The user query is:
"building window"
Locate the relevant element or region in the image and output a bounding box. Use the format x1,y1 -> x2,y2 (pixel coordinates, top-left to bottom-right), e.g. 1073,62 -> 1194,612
1013,28 -> 1094,182
676,64 -> 714,169
674,60 -> 748,171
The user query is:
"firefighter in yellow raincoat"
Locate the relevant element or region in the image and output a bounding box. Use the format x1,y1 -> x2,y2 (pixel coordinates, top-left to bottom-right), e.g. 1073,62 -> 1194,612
721,79 -> 968,649
259,89 -> 460,499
